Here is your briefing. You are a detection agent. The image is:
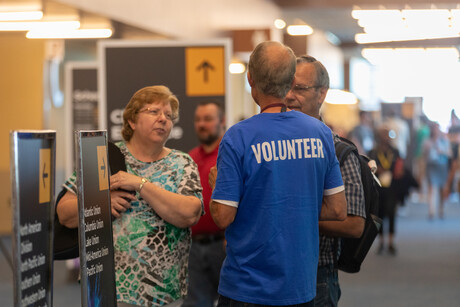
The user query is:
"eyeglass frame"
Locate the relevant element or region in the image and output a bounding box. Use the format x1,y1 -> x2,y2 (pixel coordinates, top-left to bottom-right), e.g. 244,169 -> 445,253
291,84 -> 323,94
136,106 -> 177,122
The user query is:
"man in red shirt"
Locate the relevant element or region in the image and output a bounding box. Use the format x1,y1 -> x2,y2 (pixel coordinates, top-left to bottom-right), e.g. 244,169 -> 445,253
183,100 -> 226,307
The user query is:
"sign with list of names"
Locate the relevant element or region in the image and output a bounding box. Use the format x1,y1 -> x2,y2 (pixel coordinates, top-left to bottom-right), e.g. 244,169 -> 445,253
76,130 -> 116,307
10,130 -> 56,307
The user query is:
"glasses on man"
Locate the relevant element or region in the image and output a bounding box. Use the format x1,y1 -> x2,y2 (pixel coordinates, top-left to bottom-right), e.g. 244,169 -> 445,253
138,107 -> 175,121
292,84 -> 321,94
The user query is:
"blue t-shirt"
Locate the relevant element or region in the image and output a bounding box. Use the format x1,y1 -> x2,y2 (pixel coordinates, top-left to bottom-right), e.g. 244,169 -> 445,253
212,111 -> 344,305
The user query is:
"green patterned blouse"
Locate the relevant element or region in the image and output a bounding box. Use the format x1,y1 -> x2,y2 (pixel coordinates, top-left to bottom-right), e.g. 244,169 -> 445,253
64,141 -> 203,306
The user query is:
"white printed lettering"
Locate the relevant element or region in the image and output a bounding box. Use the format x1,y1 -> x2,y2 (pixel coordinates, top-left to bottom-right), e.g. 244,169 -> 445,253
251,144 -> 262,164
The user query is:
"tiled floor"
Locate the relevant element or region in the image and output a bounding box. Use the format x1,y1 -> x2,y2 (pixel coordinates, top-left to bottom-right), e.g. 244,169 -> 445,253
1,194 -> 459,307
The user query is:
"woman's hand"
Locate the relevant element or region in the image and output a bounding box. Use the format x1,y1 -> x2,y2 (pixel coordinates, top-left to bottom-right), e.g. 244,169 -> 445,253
111,190 -> 136,218
110,171 -> 143,192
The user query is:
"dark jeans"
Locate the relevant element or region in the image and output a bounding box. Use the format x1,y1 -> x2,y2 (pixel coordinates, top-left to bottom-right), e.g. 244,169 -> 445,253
182,238 -> 226,307
314,264 -> 341,307
217,295 -> 314,307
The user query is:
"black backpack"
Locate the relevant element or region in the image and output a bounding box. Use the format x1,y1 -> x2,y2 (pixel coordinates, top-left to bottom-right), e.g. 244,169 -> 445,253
53,141 -> 128,260
333,136 -> 382,273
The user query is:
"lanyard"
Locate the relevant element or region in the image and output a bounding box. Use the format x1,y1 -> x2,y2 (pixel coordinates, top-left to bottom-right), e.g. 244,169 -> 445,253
377,151 -> 393,170
260,103 -> 287,113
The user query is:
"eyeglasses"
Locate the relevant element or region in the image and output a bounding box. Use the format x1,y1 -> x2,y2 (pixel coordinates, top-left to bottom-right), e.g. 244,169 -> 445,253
292,84 -> 322,94
138,107 -> 175,121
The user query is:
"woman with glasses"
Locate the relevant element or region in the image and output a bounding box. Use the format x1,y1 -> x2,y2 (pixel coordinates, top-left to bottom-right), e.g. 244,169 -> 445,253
57,85 -> 203,307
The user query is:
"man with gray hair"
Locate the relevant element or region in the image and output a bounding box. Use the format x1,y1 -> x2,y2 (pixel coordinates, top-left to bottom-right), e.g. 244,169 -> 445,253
286,55 -> 366,307
210,41 -> 347,306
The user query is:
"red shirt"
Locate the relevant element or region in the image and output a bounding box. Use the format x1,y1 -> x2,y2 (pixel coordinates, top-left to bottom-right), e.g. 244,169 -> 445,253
189,145 -> 221,235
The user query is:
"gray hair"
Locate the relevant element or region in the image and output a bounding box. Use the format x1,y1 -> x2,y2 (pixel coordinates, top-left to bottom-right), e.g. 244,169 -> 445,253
297,55 -> 330,89
248,41 -> 296,98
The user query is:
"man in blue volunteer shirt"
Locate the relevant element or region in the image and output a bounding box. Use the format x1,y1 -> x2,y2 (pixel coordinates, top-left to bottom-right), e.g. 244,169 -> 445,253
209,41 -> 347,307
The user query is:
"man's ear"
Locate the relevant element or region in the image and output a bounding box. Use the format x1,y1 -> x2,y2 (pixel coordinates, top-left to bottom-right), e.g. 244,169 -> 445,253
247,71 -> 254,87
319,88 -> 328,106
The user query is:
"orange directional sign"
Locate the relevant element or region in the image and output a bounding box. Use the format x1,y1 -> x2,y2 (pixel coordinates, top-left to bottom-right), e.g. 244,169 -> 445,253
97,145 -> 109,191
186,47 -> 225,96
39,148 -> 51,204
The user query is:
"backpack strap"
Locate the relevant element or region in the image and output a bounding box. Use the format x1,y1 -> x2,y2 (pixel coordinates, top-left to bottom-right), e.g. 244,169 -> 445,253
332,136 -> 358,269
334,136 -> 358,166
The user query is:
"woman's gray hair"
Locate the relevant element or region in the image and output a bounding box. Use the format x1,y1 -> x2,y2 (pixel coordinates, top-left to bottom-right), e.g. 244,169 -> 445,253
248,41 -> 296,98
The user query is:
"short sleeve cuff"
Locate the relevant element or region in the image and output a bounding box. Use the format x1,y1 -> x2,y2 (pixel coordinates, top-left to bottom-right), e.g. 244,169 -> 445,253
212,199 -> 239,208
323,185 -> 345,196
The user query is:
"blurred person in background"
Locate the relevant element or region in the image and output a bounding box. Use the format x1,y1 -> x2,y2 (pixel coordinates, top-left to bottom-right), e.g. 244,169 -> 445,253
384,110 -> 410,160
183,101 -> 226,307
423,122 -> 451,219
57,85 -> 203,307
350,110 -> 375,155
369,126 -> 404,255
413,114 -> 431,203
444,126 -> 460,204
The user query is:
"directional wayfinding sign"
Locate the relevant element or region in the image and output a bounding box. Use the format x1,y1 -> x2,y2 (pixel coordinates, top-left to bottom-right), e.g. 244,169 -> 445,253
10,130 -> 56,307
98,39 -> 231,152
76,130 -> 116,307
64,62 -> 99,177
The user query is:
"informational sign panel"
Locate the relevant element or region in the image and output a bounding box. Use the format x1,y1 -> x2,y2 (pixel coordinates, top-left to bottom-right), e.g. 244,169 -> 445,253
10,130 -> 56,307
76,131 -> 116,307
98,39 -> 231,152
64,62 -> 99,177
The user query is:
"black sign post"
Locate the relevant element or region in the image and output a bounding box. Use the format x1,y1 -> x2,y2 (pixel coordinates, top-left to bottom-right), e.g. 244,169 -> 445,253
76,130 -> 116,307
10,130 -> 56,307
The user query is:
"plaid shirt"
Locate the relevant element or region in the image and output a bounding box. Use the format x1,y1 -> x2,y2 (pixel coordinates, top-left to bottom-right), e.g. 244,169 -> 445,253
318,135 -> 366,266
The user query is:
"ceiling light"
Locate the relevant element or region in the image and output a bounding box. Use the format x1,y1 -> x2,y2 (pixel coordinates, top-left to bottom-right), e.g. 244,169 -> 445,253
274,19 -> 286,29
0,11 -> 43,21
352,9 -> 401,20
229,62 -> 246,74
355,32 -> 460,44
353,8 -> 460,44
325,89 -> 358,105
0,20 -> 80,31
361,47 -> 459,65
26,28 -> 113,39
286,25 -> 313,36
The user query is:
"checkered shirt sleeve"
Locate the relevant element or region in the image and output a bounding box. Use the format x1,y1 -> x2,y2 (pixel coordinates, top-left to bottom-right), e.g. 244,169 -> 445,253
318,144 -> 366,266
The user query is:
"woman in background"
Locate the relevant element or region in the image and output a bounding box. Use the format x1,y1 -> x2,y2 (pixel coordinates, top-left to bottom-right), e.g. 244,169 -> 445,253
369,126 -> 403,255
424,122 -> 451,219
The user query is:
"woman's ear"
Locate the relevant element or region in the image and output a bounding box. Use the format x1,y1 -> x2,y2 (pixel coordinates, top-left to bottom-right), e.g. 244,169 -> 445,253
128,119 -> 135,131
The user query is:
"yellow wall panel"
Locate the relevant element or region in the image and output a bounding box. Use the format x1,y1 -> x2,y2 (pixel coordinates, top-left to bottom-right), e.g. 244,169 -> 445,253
0,33 -> 45,171
0,33 -> 44,234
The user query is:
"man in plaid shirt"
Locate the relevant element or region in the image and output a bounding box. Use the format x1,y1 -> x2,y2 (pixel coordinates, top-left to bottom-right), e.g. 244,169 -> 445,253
286,55 -> 366,307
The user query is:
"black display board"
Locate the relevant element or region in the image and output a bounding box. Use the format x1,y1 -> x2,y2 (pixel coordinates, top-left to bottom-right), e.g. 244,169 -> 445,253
98,39 -> 231,152
64,62 -> 98,177
75,130 -> 116,307
10,130 -> 56,307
